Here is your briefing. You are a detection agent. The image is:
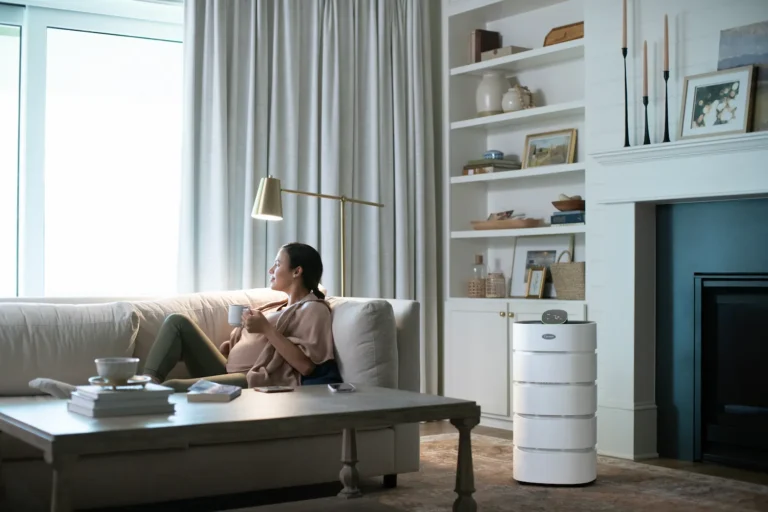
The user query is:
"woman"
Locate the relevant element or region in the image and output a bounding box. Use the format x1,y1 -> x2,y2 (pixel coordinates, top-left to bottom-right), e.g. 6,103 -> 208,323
142,242 -> 342,391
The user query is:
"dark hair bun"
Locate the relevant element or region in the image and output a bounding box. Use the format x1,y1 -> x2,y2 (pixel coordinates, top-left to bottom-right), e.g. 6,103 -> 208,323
282,243 -> 325,299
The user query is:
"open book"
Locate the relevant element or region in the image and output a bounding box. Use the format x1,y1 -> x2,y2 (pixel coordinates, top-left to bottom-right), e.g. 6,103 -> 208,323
186,380 -> 242,403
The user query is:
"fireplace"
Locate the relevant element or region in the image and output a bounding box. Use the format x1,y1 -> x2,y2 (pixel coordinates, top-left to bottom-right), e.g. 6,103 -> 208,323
656,197 -> 768,470
694,274 -> 768,471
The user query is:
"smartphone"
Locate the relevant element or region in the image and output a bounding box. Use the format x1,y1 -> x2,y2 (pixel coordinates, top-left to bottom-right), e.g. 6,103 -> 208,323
328,383 -> 356,393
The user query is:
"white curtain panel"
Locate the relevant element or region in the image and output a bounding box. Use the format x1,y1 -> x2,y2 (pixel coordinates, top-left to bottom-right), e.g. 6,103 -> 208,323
179,0 -> 439,393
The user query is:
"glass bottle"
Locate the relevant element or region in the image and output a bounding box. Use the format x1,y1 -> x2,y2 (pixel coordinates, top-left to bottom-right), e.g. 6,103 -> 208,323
468,254 -> 486,298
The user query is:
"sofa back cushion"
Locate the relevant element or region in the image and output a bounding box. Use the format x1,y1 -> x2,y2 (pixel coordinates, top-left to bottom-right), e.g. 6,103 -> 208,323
128,288 -> 286,378
326,298 -> 398,388
0,302 -> 139,395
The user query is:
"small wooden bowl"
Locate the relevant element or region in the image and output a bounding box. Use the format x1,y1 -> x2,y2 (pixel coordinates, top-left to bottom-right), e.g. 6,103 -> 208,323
552,199 -> 585,212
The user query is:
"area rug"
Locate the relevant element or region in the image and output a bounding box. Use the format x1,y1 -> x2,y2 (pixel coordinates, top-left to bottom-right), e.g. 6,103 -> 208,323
360,433 -> 768,512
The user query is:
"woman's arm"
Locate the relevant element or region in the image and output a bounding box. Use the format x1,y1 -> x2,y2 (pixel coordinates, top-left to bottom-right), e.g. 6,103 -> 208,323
262,324 -> 316,376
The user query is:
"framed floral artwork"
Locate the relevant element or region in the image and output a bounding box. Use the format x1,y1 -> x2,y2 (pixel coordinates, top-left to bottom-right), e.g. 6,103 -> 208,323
679,65 -> 757,140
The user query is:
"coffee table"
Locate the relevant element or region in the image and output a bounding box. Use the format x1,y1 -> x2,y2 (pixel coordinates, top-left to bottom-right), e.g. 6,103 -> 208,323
0,386 -> 480,512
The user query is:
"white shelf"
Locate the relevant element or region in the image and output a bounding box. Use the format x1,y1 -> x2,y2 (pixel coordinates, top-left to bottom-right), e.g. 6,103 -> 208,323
451,40 -> 584,77
451,163 -> 585,185
451,101 -> 584,131
447,0 -> 568,20
448,297 -> 586,305
452,224 -> 586,239
590,131 -> 768,166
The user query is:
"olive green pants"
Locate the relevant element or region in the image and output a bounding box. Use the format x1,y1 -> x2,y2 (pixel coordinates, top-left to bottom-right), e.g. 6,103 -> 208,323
143,313 -> 248,391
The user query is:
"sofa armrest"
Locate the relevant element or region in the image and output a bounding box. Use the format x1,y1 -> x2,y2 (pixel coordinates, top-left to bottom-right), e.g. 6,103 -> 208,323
383,300 -> 420,392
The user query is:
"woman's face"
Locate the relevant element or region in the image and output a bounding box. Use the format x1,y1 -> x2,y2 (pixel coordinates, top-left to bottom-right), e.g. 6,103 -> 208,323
268,249 -> 296,292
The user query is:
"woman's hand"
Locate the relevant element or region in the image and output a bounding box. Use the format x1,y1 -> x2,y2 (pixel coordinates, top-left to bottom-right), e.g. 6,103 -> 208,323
243,309 -> 271,334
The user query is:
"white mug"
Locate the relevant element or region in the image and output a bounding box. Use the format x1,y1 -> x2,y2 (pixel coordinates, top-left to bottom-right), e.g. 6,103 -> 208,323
228,304 -> 249,326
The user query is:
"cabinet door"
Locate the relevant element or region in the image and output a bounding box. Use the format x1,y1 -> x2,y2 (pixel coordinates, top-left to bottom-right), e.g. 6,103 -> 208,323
444,301 -> 510,417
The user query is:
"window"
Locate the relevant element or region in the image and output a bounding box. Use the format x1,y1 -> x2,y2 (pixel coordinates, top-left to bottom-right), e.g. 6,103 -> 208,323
0,13 -> 21,297
43,29 -> 183,296
5,4 -> 183,297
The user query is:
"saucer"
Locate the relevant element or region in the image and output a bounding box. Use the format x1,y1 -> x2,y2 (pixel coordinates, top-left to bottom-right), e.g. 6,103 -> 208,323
89,375 -> 152,390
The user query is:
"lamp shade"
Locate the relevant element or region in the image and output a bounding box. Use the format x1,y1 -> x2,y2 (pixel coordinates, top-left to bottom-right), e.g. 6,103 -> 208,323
251,176 -> 283,220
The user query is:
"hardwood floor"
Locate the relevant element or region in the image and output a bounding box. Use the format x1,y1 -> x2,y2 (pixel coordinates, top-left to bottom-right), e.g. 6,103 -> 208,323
420,420 -> 768,486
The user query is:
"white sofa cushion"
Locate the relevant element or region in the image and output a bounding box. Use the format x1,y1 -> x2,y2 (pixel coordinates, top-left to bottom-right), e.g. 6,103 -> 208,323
327,298 -> 398,388
128,288 -> 286,378
0,302 -> 139,395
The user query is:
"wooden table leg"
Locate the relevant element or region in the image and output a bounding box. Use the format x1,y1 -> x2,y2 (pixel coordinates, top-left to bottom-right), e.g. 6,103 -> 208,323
450,416 -> 479,512
338,428 -> 362,499
45,452 -> 77,512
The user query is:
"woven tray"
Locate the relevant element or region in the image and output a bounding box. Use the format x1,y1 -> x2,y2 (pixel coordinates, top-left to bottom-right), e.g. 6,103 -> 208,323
471,218 -> 543,230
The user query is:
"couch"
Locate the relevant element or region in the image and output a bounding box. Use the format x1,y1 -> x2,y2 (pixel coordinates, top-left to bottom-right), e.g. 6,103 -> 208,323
0,288 -> 421,510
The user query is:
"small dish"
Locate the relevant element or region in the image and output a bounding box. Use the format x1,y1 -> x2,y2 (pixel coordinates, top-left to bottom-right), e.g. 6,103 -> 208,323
552,199 -> 585,212
89,375 -> 151,390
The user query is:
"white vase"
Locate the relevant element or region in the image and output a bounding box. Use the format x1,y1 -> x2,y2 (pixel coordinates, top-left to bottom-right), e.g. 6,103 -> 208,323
502,87 -> 523,112
475,71 -> 508,117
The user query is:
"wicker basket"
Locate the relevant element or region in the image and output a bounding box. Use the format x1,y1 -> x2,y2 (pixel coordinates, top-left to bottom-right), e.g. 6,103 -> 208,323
550,250 -> 585,300
468,278 -> 486,298
485,273 -> 507,298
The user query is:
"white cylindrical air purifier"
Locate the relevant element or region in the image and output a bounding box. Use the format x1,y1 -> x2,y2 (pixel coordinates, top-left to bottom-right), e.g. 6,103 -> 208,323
512,320 -> 597,485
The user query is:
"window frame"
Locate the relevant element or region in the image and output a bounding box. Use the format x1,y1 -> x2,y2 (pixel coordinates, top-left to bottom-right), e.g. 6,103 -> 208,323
0,4 -> 24,297
12,6 -> 183,297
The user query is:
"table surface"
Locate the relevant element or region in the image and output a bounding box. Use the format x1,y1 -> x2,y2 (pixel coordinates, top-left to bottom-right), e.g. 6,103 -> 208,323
0,386 -> 478,454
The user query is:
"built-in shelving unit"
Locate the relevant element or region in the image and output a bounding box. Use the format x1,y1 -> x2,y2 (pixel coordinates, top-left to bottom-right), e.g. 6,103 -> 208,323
451,224 -> 586,239
450,39 -> 585,76
441,0 -> 588,429
450,162 -> 585,184
450,101 -> 585,131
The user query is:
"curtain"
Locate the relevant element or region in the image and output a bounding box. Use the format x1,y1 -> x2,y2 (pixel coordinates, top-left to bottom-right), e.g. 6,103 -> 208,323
179,0 -> 439,393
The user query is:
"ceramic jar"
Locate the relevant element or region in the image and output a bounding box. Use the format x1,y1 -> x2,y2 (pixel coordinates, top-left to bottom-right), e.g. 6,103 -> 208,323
475,71 -> 508,117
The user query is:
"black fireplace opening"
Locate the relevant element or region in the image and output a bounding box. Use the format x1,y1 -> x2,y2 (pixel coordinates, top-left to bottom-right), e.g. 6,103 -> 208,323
695,274 -> 768,471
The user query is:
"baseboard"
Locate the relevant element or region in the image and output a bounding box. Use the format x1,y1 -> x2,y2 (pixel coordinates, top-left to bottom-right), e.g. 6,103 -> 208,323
479,415 -> 514,431
597,449 -> 659,461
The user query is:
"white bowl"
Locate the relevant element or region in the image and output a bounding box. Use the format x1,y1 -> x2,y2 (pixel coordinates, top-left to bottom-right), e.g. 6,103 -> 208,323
94,357 -> 140,382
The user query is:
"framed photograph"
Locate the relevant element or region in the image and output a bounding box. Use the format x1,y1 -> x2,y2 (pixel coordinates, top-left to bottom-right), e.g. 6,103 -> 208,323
679,65 -> 757,140
522,129 -> 577,169
524,250 -> 556,283
525,267 -> 547,299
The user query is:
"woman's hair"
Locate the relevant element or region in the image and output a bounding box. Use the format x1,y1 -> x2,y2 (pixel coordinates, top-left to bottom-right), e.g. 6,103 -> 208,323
282,242 -> 326,299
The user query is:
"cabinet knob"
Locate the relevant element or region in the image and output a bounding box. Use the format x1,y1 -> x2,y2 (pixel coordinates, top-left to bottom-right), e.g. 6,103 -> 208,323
507,312 -> 515,318
499,311 -> 505,317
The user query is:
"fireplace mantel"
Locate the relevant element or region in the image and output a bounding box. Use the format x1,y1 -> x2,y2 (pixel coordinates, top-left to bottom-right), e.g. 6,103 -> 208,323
587,132 -> 768,205
590,132 -> 768,166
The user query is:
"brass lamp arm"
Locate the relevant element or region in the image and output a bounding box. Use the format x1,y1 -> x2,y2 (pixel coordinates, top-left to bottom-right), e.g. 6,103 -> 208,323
282,188 -> 384,208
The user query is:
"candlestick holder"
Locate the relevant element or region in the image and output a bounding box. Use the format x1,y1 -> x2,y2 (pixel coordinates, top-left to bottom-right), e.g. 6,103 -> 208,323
643,95 -> 650,145
662,70 -> 670,143
623,47 -> 630,147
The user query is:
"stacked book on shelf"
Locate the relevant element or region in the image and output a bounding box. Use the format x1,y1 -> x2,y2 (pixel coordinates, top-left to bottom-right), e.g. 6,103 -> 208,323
67,383 -> 175,418
551,209 -> 585,225
463,158 -> 521,176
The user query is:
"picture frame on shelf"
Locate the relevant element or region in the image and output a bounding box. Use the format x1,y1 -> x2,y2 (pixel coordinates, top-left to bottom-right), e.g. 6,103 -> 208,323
525,267 -> 547,298
510,236 -> 575,298
678,65 -> 757,140
522,128 -> 577,169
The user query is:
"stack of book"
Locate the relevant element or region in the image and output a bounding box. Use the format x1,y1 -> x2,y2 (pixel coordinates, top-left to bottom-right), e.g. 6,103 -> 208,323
67,383 -> 175,418
186,380 -> 242,402
462,158 -> 521,176
551,210 -> 585,225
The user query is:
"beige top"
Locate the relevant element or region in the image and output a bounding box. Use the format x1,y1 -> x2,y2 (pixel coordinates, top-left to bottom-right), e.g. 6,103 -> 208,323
219,293 -> 335,387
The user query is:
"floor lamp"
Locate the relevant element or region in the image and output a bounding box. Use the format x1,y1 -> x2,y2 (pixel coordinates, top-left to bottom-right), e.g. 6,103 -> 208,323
251,175 -> 384,297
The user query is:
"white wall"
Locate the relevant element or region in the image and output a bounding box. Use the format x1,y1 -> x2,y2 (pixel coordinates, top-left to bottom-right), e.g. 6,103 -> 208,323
586,0 -> 768,459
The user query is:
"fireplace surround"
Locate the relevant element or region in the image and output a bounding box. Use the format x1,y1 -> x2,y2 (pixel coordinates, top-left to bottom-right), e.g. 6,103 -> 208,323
590,131 -> 768,461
